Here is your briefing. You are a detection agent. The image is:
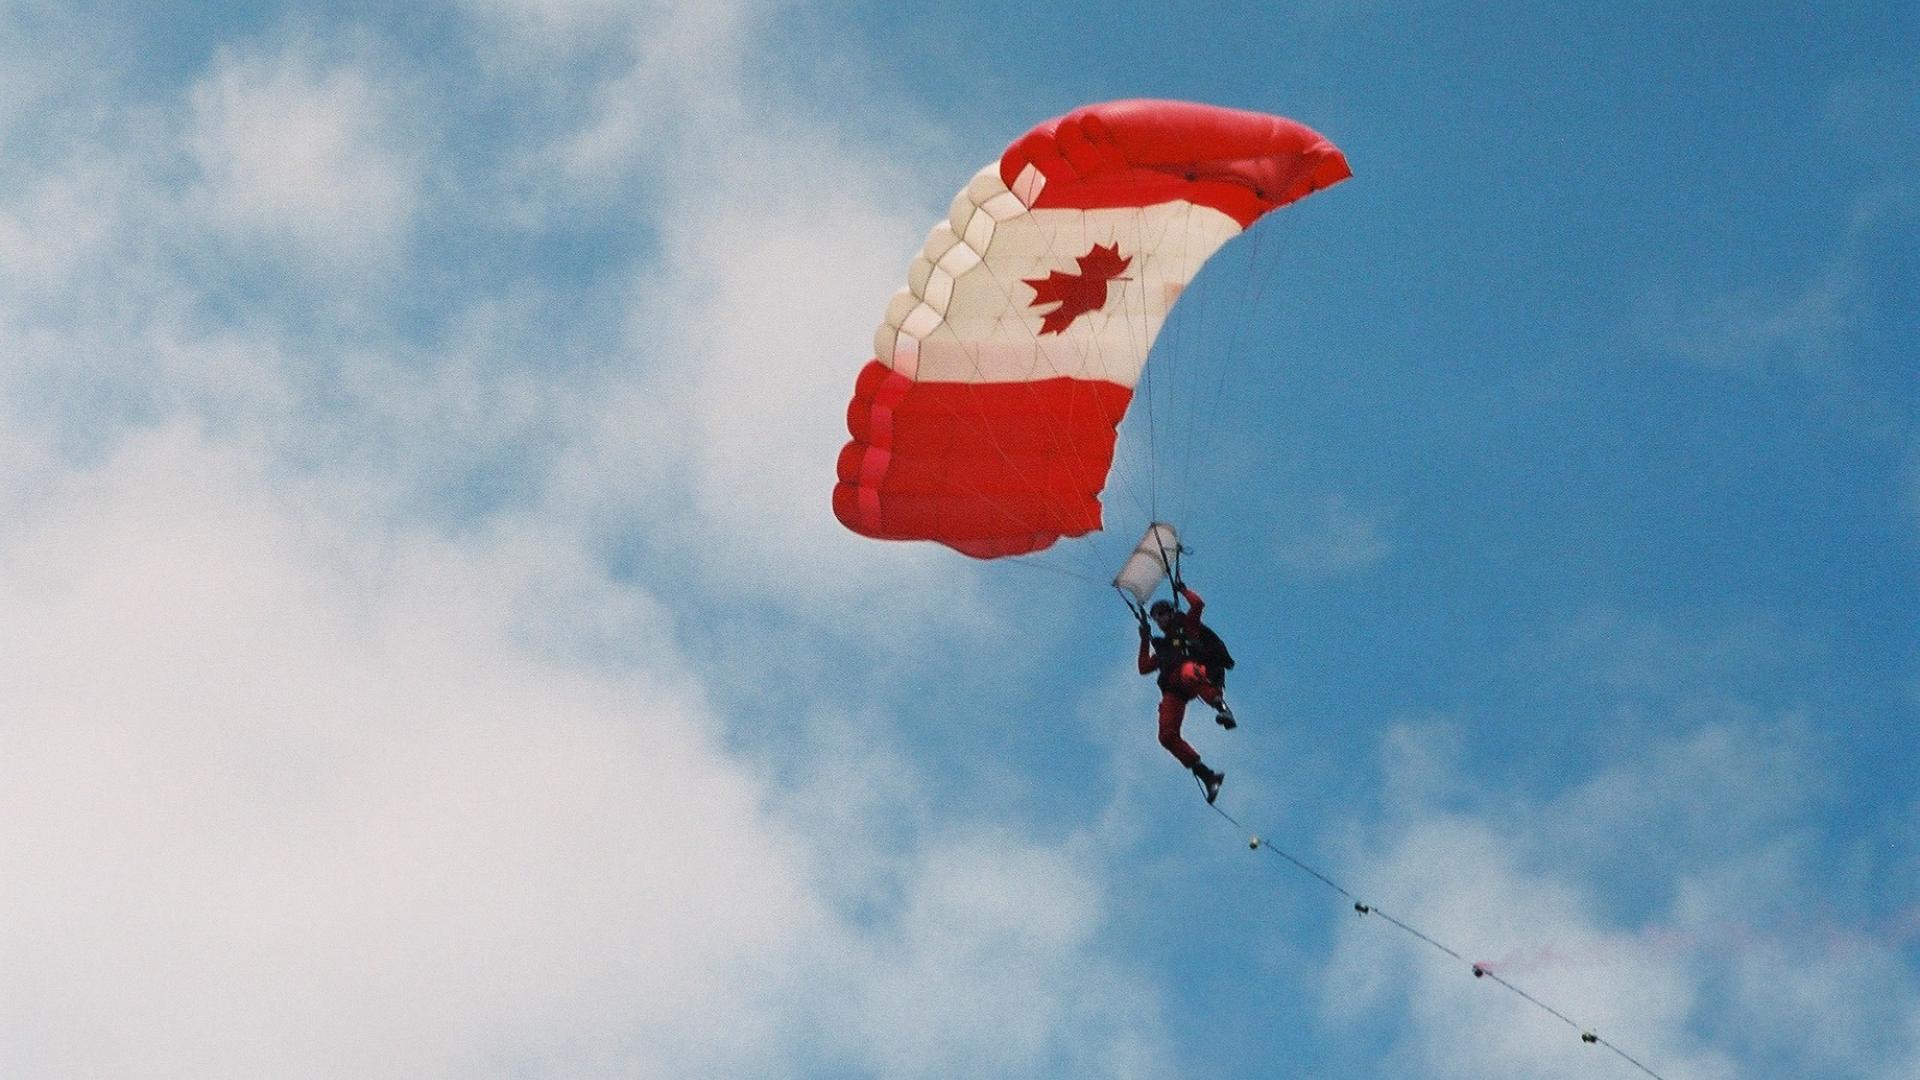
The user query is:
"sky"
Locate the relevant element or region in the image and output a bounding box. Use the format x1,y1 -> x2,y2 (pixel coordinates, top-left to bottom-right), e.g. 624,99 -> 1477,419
0,2 -> 1915,1078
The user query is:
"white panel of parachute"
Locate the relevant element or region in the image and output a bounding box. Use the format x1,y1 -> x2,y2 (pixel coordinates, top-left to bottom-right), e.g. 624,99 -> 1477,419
1112,522 -> 1181,606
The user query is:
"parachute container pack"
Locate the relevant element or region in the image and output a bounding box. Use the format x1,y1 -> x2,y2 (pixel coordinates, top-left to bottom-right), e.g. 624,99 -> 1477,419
1113,522 -> 1180,606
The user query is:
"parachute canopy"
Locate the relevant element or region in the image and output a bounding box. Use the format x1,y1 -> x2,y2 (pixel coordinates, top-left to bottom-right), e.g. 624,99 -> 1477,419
833,99 -> 1350,559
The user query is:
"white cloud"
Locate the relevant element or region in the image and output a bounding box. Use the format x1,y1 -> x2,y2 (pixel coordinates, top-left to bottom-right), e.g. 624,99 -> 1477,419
0,8 -> 1185,1075
0,0 -> 1009,645
0,3 -> 72,154
1649,262 -> 1856,380
1519,607 -> 1812,707
0,428 -> 822,1077
1637,128 -> 1913,428
1273,492 -> 1394,577
1823,71 -> 1920,173
1536,718 -> 1821,870
0,425 -> 1173,1077
1329,714 -> 1920,1080
458,0 -> 639,38
837,835 -> 1175,1079
609,186 -> 944,591
1329,812 -> 1736,1080
188,41 -> 423,269
0,155 -> 126,292
461,1 -> 993,611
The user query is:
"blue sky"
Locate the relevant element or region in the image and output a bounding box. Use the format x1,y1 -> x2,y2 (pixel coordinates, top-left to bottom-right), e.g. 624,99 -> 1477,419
1,2 -> 1914,1078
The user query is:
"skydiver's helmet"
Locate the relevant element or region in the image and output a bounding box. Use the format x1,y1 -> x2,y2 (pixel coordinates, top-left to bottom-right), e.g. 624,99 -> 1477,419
1148,599 -> 1176,628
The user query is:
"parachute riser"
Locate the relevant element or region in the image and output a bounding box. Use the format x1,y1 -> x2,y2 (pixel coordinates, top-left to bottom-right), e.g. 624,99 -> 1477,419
1149,529 -> 1191,610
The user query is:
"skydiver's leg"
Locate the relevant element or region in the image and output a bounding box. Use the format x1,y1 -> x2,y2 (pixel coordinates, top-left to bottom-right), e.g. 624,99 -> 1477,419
1159,691 -> 1224,800
1156,693 -> 1201,769
1194,675 -> 1223,710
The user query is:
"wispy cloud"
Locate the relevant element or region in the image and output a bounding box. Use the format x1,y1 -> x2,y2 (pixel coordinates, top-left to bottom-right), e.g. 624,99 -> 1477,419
188,39 -> 424,270
1273,492 -> 1394,577
0,421 -> 1172,1078
1322,609 -> 1920,1080
0,429 -> 820,1076
1635,69 -> 1917,443
0,6 -> 1179,1076
457,1 -> 992,611
1328,806 -> 1737,1080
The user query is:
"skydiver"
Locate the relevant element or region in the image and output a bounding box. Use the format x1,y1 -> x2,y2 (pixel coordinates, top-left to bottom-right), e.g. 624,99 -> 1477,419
1137,579 -> 1236,803
1152,579 -> 1237,706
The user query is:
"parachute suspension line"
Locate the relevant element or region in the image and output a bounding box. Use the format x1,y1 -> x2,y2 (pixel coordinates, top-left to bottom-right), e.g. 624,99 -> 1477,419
1174,198 -> 1213,533
1145,201 -> 1190,531
1153,203 -> 1183,531
1093,203 -> 1167,538
1130,206 -> 1160,526
1184,217 -> 1235,523
999,553 -> 1111,586
1138,201 -> 1187,530
1196,201 -> 1246,527
1191,204 -> 1219,530
1096,205 -> 1157,533
1131,205 -> 1158,515
1202,799 -> 1671,1080
1190,212 -> 1274,528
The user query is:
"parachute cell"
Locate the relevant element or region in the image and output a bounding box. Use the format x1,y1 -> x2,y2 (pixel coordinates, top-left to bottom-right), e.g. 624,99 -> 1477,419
833,99 -> 1350,559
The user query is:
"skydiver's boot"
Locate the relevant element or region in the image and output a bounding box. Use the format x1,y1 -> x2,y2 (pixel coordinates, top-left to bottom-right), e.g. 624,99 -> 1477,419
1193,763 -> 1224,804
1214,700 -> 1236,730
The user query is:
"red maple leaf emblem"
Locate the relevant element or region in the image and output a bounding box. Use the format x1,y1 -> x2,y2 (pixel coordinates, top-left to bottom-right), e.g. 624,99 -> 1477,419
1024,243 -> 1132,335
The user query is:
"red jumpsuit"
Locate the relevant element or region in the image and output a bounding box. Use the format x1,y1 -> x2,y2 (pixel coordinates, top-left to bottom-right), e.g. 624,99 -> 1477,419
1138,587 -> 1228,769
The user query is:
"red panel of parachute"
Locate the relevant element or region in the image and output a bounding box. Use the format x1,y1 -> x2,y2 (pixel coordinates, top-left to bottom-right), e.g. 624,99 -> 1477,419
834,100 -> 1349,559
1001,99 -> 1353,228
834,360 -> 1134,558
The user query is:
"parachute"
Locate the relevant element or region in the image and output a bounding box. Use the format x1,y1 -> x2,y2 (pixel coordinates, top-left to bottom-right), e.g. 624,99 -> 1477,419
825,116 -> 1676,1076
833,99 -> 1350,562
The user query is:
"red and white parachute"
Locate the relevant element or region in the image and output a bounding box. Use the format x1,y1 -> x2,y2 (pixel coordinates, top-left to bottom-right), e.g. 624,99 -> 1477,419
833,99 -> 1349,578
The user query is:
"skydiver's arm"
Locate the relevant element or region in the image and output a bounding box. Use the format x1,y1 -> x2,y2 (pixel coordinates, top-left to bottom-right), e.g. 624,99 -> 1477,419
1138,636 -> 1158,675
1179,585 -> 1204,620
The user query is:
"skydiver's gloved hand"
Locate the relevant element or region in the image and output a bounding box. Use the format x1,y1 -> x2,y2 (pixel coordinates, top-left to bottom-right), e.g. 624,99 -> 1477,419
1136,609 -> 1151,641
